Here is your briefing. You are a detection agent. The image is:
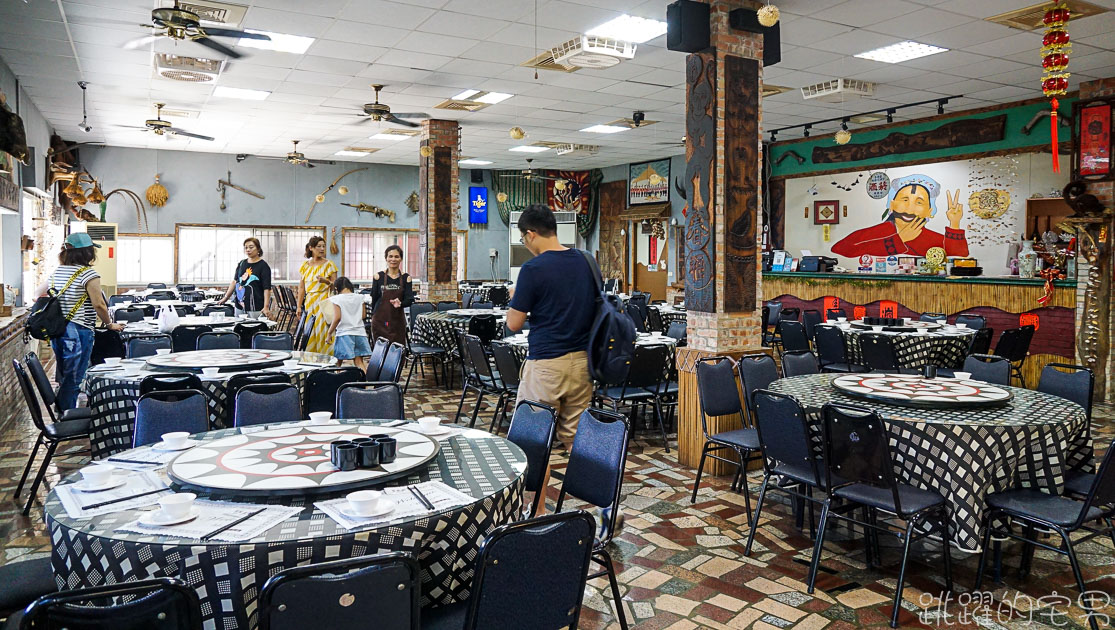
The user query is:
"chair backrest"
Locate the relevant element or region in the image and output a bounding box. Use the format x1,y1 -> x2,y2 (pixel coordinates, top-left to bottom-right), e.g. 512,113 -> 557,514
114,308 -> 146,323
858,332 -> 899,371
736,353 -> 778,414
180,291 -> 205,303
176,284 -> 195,292
258,552 -> 419,630
920,312 -> 946,323
781,350 -> 820,377
646,306 -> 665,333
196,331 -> 240,351
297,315 -> 317,352
377,343 -> 406,383
506,401 -> 557,515
626,302 -> 648,333
993,325 -> 1035,363
224,372 -> 291,424
171,324 -> 212,353
961,354 -> 1010,385
826,307 -> 847,321
172,305 -> 195,317
303,367 -> 366,415
20,577 -> 201,630
133,390 -> 208,448
954,313 -> 986,330
813,325 -> 848,366
622,344 -> 669,391
464,334 -> 500,385
557,408 -> 629,543
802,309 -> 822,340
366,337 -> 390,379
234,383 -> 302,427
408,302 -> 435,332
490,341 -> 522,389
336,382 -> 403,420
23,352 -> 58,410
776,320 -> 810,352
471,301 -> 494,310
147,290 -> 175,301
779,306 -> 801,321
461,292 -> 475,308
753,389 -> 820,486
765,303 -> 782,324
108,295 -> 134,306
252,331 -> 293,351
462,512 -> 595,630
202,304 -> 234,317
695,356 -> 743,420
467,314 -> 499,345
436,301 -> 458,312
761,305 -> 771,336
821,403 -> 903,511
665,322 -> 687,344
1079,438 -> 1115,519
487,285 -> 510,307
139,373 -> 204,397
1037,363 -> 1094,421
12,360 -> 47,432
234,321 -> 269,348
126,334 -> 172,359
147,282 -> 167,289
603,277 -> 618,293
968,326 -> 994,355
628,292 -> 649,310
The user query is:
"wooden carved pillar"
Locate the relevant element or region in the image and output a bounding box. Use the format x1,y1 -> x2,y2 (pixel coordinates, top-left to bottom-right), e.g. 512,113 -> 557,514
418,120 -> 460,303
1066,217 -> 1112,400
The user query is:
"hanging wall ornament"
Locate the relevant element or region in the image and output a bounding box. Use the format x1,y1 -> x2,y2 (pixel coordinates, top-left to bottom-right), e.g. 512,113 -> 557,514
834,128 -> 851,145
146,174 -> 168,207
757,3 -> 779,26
1041,2 -> 1071,173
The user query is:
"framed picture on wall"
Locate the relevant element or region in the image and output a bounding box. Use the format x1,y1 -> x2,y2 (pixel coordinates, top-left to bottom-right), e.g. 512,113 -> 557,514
1073,97 -> 1113,181
628,159 -> 671,205
813,200 -> 840,225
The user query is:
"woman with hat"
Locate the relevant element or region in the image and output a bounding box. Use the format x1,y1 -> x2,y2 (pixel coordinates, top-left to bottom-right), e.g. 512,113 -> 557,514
46,233 -> 125,409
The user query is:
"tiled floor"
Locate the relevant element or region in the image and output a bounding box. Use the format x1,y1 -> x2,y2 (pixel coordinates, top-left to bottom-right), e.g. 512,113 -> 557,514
2,370 -> 1113,630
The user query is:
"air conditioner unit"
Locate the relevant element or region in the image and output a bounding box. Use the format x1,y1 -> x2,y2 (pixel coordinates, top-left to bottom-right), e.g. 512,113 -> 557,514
70,222 -> 118,296
800,78 -> 875,102
508,212 -> 579,283
551,35 -> 636,69
155,53 -> 224,83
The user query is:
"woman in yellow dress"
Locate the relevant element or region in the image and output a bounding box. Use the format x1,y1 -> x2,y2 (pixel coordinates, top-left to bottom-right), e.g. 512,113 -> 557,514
296,236 -> 338,354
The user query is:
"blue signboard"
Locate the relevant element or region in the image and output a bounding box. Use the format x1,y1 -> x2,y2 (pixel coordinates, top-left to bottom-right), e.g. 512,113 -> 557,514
469,186 -> 488,224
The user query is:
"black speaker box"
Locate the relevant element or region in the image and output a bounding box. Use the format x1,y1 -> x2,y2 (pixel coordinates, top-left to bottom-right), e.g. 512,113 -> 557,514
666,0 -> 709,53
728,8 -> 781,66
470,169 -> 484,184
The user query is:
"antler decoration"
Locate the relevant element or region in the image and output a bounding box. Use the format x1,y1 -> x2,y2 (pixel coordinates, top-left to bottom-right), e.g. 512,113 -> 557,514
305,167 -> 368,223
341,202 -> 396,222
104,188 -> 149,233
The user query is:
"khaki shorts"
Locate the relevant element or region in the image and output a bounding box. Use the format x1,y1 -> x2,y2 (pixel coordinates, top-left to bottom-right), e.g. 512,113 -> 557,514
515,350 -> 592,447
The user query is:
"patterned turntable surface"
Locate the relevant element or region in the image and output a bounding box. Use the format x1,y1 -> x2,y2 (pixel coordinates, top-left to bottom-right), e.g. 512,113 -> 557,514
848,320 -> 944,332
831,373 -> 1012,408
167,424 -> 440,494
145,348 -> 291,372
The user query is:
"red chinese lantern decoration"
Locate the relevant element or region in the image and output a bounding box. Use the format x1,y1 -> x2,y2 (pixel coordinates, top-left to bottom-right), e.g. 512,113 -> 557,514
879,300 -> 898,318
1019,313 -> 1040,331
1041,2 -> 1071,173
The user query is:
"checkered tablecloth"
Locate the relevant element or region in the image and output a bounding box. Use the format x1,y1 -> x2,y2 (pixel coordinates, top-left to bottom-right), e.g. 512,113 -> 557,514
413,311 -> 507,352
818,323 -> 975,369
768,374 -> 1094,552
45,420 -> 526,630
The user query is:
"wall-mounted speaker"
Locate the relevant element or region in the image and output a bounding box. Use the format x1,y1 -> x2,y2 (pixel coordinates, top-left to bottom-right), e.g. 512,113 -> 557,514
666,0 -> 709,53
470,169 -> 484,184
729,8 -> 781,67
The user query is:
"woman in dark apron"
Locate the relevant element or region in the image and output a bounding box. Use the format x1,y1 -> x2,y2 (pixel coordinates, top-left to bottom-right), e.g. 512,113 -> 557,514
370,244 -> 414,345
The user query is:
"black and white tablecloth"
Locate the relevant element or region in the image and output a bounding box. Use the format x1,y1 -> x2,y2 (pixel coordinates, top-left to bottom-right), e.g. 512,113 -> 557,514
84,351 -> 334,459
818,323 -> 975,369
46,420 -> 526,630
768,374 -> 1094,552
413,310 -> 507,352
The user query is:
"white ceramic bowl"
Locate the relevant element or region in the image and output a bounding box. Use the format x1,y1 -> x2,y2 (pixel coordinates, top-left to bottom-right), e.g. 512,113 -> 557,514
284,359 -> 299,369
158,492 -> 197,519
308,411 -> 333,425
871,326 -> 884,332
160,431 -> 190,449
417,416 -> 441,432
346,490 -> 383,516
155,348 -> 171,355
837,317 -> 847,323
122,365 -> 143,377
201,367 -> 221,377
954,371 -> 972,381
103,357 -> 122,366
81,465 -> 113,486
956,323 -> 968,329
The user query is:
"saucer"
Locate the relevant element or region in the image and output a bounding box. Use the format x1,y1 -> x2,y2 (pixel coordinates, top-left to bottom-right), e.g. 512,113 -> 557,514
339,499 -> 396,520
151,439 -> 198,452
138,506 -> 202,526
418,425 -> 453,436
73,476 -> 127,492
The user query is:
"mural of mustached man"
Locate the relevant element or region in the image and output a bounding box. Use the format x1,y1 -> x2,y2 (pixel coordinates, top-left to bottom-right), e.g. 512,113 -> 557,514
832,174 -> 969,257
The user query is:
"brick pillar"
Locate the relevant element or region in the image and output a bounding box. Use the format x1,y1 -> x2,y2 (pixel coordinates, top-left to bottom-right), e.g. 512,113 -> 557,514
677,0 -> 767,472
418,119 -> 460,303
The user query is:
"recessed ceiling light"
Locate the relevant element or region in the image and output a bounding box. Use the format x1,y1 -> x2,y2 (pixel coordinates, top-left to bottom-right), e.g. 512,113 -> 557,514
452,89 -> 481,100
586,15 -> 668,44
509,146 -> 550,153
459,158 -> 493,165
213,86 -> 270,100
238,30 -> 315,54
334,150 -> 369,157
855,41 -> 947,63
474,92 -> 512,104
581,124 -> 628,134
369,133 -> 410,141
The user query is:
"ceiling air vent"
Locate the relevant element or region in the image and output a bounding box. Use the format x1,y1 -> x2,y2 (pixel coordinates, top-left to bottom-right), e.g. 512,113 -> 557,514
434,100 -> 489,112
987,0 -> 1107,30
177,1 -> 248,26
159,108 -> 198,119
344,146 -> 379,153
520,50 -> 580,73
801,78 -> 875,102
555,144 -> 599,156
155,54 -> 223,82
377,129 -> 420,137
551,36 -> 637,69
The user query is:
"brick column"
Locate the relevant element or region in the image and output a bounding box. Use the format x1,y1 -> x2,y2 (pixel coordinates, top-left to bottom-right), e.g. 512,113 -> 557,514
677,0 -> 767,472
418,119 -> 460,303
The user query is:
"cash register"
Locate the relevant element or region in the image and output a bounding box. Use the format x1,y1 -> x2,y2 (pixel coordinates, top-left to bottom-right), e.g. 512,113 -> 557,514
800,256 -> 837,272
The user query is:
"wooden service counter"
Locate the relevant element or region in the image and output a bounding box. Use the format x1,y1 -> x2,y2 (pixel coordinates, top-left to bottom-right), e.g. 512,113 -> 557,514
0,309 -> 33,433
763,271 -> 1078,387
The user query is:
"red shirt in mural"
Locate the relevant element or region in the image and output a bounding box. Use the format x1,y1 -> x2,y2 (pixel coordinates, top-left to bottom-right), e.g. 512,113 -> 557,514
832,222 -> 969,257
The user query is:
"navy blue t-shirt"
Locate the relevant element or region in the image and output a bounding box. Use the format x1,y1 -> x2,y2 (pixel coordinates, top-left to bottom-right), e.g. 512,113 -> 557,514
509,248 -> 597,360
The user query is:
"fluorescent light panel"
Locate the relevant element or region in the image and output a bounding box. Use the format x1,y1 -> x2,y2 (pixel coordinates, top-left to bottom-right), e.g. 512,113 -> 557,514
855,41 -> 947,63
586,15 -> 667,44
369,133 -> 410,141
238,30 -> 315,54
459,158 -> 492,165
335,150 -> 369,157
452,89 -> 480,100
581,124 -> 628,134
475,92 -> 512,104
213,86 -> 270,100
509,146 -> 550,153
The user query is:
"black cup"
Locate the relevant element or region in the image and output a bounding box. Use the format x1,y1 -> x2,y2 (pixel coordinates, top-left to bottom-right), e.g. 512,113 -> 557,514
365,433 -> 389,441
330,440 -> 353,467
923,365 -> 937,379
376,437 -> 397,464
352,437 -> 377,447
333,443 -> 360,471
358,442 -> 381,467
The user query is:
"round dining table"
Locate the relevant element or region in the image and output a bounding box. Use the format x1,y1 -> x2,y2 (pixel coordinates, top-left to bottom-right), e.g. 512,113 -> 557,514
119,314 -> 268,339
45,419 -> 526,630
83,350 -> 337,459
768,373 -> 1094,552
413,308 -> 508,352
817,320 -> 977,369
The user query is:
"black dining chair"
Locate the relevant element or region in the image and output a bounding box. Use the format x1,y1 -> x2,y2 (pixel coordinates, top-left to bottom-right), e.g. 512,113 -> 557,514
736,353 -> 778,424
554,408 -> 630,630
975,438 -> 1115,630
176,284 -> 196,293
303,366 -> 366,415
364,336 -> 390,381
920,312 -> 946,323
967,326 -> 994,355
295,314 -> 317,352
775,320 -> 810,355
802,309 -> 822,342
810,403 -> 953,628
813,326 -> 863,373
147,290 -> 176,301
436,301 -> 459,312
594,343 -> 671,451
626,301 -> 648,334
108,294 -> 135,306
953,313 -> 986,330
420,511 -> 596,630
0,556 -> 57,621
781,349 -> 820,378
646,306 -> 666,334
858,332 -> 903,372
23,352 -> 93,424
488,341 -> 522,434
471,301 -> 494,310
147,282 -> 168,289
487,285 -> 510,307
180,291 -> 205,303
171,324 -> 212,353
234,383 -> 302,427
691,357 -> 762,512
456,335 -> 505,429
994,325 -> 1035,387
196,331 -> 240,351
133,389 -> 209,448
761,305 -> 771,347
259,552 -> 420,630
506,400 -> 557,518
15,577 -> 201,630
826,307 -> 847,321
139,373 -> 204,397
665,321 -> 687,345
113,308 -> 146,323
225,372 -> 291,426
202,304 -> 234,317
126,334 -> 172,358
336,382 -> 404,420
377,342 -> 407,383
252,331 -> 293,350
953,354 -> 1010,384
1037,363 -> 1096,497
234,321 -> 270,348
467,314 -> 499,346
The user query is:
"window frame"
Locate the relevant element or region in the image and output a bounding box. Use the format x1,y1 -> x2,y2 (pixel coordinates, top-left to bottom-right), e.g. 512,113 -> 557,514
174,223 -> 327,286
117,232 -> 177,287
340,227 -> 468,284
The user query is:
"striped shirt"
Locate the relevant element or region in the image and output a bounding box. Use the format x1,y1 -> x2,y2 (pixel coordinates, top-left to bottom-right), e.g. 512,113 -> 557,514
50,265 -> 99,330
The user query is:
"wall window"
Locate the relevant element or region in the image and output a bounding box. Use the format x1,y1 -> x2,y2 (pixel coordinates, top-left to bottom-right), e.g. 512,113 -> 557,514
177,225 -> 323,285
117,234 -> 175,285
343,229 -> 467,283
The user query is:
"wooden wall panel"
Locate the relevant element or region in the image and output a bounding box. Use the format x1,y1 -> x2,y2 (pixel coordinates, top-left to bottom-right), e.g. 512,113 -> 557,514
723,55 -> 759,313
433,147 -> 453,283
768,178 -> 785,250
684,52 -> 716,312
597,180 -> 628,286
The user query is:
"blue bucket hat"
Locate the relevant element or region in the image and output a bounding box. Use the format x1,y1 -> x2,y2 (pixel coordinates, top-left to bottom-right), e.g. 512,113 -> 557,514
65,233 -> 101,249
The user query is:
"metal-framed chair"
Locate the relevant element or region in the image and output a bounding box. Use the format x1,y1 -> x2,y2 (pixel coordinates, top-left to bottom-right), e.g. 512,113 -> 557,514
1038,363 -> 1096,497
113,308 -> 146,323
196,331 -> 240,350
953,312 -> 986,330
133,389 -> 208,448
126,334 -> 172,358
814,326 -> 864,373
594,343 -> 671,451
16,577 -> 201,630
139,373 -> 204,397
993,325 -> 1035,387
365,337 -> 390,381
108,294 -> 134,306
691,356 -> 762,513
505,400 -> 557,518
202,304 -> 234,317
225,372 -> 291,426
920,312 -> 946,323
775,320 -> 810,355
23,352 -> 93,424
0,556 -> 57,620
802,309 -> 822,342
455,334 -> 505,429
967,326 -> 994,355
488,341 -> 522,434
436,301 -> 459,312
171,324 -> 212,353
252,331 -> 293,350
234,383 -> 302,427
781,349 -> 820,377
377,342 -> 407,383
826,307 -> 847,320
303,366 -> 366,415
336,382 -> 403,420
233,321 -> 269,348
858,332 -> 903,372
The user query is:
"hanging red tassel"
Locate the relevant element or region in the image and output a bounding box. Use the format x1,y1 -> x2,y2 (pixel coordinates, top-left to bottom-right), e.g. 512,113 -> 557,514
1050,98 -> 1060,172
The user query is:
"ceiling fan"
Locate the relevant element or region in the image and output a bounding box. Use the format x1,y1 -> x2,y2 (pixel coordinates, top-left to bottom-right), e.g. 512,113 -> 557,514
499,159 -> 563,182
246,141 -> 336,168
357,84 -> 430,128
123,2 -> 270,59
115,103 -> 214,141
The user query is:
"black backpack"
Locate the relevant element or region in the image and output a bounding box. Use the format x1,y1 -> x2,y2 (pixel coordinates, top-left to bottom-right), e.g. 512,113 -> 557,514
580,251 -> 636,385
26,267 -> 90,341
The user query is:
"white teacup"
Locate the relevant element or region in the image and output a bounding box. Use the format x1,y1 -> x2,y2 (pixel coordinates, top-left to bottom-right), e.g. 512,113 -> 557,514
202,367 -> 221,377
956,323 -> 968,329
155,348 -> 171,355
284,359 -> 300,369
417,416 -> 441,433
347,490 -> 383,516
143,317 -> 155,323
122,365 -> 143,377
103,357 -> 122,367
211,313 -> 224,322
160,431 -> 190,449
651,331 -> 662,337
871,326 -> 884,332
158,492 -> 197,519
522,329 -> 530,336
81,465 -> 113,487
837,317 -> 847,323
308,411 -> 333,425
936,319 -> 947,326
954,371 -> 972,381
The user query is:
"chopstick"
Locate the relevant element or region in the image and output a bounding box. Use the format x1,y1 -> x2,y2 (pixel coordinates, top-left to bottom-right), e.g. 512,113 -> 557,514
106,457 -> 162,465
409,486 -> 435,511
82,487 -> 170,510
201,507 -> 267,541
